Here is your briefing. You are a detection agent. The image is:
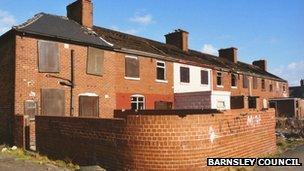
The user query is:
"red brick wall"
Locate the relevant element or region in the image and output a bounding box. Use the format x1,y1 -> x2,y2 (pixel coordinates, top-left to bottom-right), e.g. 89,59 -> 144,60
36,109 -> 276,170
212,71 -> 288,109
14,35 -> 174,118
116,93 -> 173,110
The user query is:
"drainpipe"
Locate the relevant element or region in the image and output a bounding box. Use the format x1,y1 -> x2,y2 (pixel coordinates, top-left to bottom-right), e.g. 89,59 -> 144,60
70,50 -> 75,117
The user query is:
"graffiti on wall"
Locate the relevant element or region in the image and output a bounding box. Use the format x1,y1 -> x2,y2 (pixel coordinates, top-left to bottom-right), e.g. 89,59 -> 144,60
247,115 -> 261,127
209,126 -> 216,143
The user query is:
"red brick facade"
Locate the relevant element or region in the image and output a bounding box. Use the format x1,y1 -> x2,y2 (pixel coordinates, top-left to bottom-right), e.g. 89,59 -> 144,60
36,109 -> 276,170
212,71 -> 288,109
11,34 -> 173,119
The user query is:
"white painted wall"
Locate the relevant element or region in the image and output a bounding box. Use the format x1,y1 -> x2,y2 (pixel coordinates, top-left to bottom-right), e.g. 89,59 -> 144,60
211,91 -> 231,110
173,63 -> 212,93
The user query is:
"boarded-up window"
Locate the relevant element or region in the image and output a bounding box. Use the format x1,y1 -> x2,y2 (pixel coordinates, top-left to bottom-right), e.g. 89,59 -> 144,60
230,96 -> 245,109
253,77 -> 258,89
41,89 -> 65,116
243,75 -> 248,88
231,74 -> 237,87
79,96 -> 99,117
125,56 -> 139,78
248,97 -> 257,109
201,70 -> 209,85
38,40 -> 59,72
155,101 -> 172,110
87,47 -> 104,76
180,67 -> 190,83
24,100 -> 38,119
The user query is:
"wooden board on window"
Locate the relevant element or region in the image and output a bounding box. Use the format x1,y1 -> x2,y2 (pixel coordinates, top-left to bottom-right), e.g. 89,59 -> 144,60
41,89 -> 65,116
87,47 -> 104,76
180,67 -> 190,83
38,40 -> 59,73
79,96 -> 99,117
155,101 -> 173,110
125,57 -> 139,78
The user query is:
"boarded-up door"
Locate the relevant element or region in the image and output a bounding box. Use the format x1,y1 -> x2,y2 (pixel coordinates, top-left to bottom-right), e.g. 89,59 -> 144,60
79,96 -> 99,117
41,89 -> 65,116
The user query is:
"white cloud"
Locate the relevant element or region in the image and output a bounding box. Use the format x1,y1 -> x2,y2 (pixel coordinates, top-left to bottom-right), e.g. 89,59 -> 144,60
271,60 -> 304,86
201,44 -> 218,56
0,10 -> 16,35
111,26 -> 138,35
129,12 -> 154,25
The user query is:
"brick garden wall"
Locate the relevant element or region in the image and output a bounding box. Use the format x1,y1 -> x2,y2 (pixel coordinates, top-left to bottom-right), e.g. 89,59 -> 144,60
36,109 -> 276,170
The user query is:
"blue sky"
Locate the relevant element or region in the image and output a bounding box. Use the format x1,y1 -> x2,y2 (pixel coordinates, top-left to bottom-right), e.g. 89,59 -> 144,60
0,0 -> 303,86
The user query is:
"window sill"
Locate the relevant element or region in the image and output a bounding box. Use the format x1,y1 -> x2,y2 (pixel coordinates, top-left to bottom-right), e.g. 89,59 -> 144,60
156,79 -> 168,83
231,86 -> 237,89
217,85 -> 224,88
201,84 -> 209,87
180,82 -> 190,85
125,77 -> 140,81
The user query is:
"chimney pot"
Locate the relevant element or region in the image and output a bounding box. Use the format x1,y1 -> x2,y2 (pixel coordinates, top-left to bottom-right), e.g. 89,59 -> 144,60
252,60 -> 267,71
165,29 -> 189,52
67,0 -> 93,28
218,47 -> 238,63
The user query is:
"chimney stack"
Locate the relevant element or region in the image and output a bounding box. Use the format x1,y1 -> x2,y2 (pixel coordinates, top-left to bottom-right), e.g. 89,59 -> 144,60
252,60 -> 267,71
165,29 -> 189,52
301,79 -> 304,87
67,0 -> 93,28
218,47 -> 238,63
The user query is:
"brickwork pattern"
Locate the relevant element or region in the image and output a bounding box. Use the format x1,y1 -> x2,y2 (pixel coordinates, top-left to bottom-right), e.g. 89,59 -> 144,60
36,109 -> 276,170
14,35 -> 174,118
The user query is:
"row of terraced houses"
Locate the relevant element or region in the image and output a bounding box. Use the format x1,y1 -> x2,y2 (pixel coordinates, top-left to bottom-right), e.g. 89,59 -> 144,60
0,0 -> 288,144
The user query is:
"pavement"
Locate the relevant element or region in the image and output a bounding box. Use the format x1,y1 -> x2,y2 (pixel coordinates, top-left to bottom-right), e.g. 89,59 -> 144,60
255,145 -> 304,171
0,152 -> 69,171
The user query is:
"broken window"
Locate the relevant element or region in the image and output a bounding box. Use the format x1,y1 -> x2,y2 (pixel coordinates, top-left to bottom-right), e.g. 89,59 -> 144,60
79,96 -> 99,117
261,79 -> 266,90
125,56 -> 139,78
38,40 -> 59,72
253,77 -> 258,89
180,67 -> 190,83
201,70 -> 209,85
231,74 -> 237,87
41,89 -> 65,116
154,101 -> 172,110
131,95 -> 145,110
156,61 -> 166,80
217,72 -> 222,86
243,75 -> 249,88
87,47 -> 104,76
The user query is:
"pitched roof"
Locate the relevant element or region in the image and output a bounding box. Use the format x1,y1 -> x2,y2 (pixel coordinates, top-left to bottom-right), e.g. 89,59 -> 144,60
93,26 -> 286,82
9,12 -> 285,82
13,13 -> 112,48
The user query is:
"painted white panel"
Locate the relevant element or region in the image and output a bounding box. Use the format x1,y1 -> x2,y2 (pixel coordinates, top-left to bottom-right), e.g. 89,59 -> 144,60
173,63 -> 212,93
211,91 -> 231,110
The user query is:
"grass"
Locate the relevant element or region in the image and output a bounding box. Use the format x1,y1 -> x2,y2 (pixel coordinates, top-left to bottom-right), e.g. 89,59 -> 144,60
0,145 -> 80,170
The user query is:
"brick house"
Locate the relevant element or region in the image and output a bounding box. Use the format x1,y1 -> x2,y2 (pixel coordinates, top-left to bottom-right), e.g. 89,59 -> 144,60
0,0 -> 287,144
